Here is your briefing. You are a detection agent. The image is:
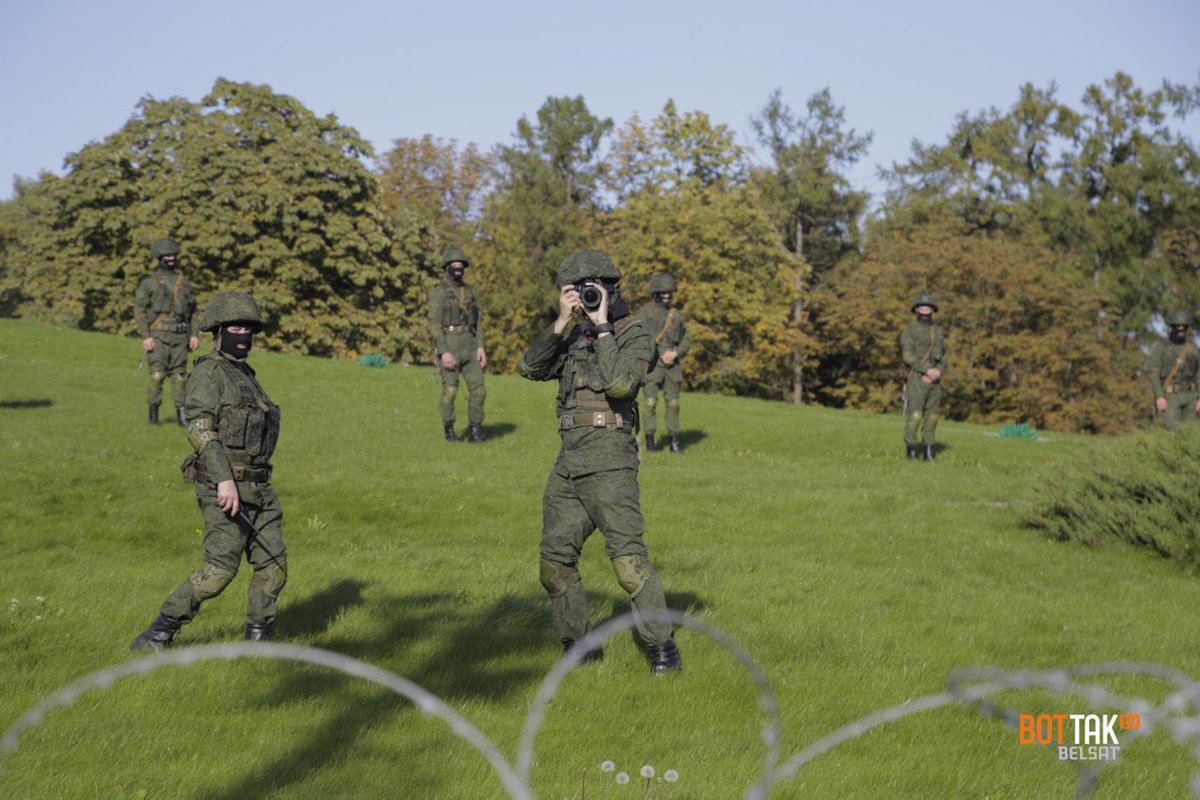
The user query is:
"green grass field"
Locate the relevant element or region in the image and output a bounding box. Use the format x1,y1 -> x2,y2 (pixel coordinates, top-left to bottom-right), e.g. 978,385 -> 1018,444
2,317 -> 1199,799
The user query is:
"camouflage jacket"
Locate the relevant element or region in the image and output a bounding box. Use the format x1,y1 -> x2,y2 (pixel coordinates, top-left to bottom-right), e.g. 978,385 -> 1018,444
428,277 -> 483,355
135,269 -> 198,338
901,319 -> 946,376
1147,338 -> 1200,396
635,301 -> 691,365
186,351 -> 280,485
518,314 -> 652,475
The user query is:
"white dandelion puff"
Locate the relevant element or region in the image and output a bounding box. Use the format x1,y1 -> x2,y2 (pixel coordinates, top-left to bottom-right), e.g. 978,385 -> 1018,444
640,765 -> 655,778
664,769 -> 679,782
601,760 -> 616,772
616,771 -> 630,785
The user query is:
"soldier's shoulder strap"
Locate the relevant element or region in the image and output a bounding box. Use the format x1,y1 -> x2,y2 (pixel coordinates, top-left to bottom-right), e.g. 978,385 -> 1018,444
1163,340 -> 1194,387
655,308 -> 679,344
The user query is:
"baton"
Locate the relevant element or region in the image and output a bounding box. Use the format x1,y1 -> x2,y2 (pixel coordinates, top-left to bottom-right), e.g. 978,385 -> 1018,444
235,508 -> 288,570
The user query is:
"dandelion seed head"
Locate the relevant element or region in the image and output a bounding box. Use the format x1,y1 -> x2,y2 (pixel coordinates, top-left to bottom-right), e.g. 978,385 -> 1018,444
600,760 -> 615,772
640,764 -> 655,778
664,769 -> 679,783
616,772 -> 630,785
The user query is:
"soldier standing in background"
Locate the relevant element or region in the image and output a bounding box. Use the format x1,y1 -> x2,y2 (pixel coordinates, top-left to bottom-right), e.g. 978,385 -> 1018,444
1147,307 -> 1200,431
428,247 -> 487,443
131,292 -> 285,649
900,292 -> 946,461
636,272 -> 691,453
135,238 -> 199,425
518,249 -> 682,674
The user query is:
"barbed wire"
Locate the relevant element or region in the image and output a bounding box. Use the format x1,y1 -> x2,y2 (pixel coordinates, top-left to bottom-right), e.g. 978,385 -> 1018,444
2,614 -> 1197,798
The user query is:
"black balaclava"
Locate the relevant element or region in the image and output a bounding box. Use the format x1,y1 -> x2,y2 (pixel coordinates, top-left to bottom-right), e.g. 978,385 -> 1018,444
159,255 -> 179,271
654,291 -> 672,307
447,262 -> 466,282
216,326 -> 254,360
1170,325 -> 1190,345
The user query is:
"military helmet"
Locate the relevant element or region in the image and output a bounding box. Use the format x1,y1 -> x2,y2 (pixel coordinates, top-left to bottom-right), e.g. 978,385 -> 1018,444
441,247 -> 470,269
649,272 -> 677,293
1166,307 -> 1196,327
200,291 -> 264,332
556,249 -> 621,287
911,291 -> 939,313
150,238 -> 181,258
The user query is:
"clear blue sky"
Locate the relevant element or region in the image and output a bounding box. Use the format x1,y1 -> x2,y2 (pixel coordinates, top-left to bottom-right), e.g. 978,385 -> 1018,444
1,0 -> 1196,201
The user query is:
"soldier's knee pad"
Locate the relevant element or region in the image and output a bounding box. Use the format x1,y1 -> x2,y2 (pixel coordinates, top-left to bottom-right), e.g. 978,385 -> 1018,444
441,385 -> 458,402
644,396 -> 658,412
539,560 -> 581,597
150,371 -> 166,388
907,410 -> 923,426
666,398 -> 681,412
253,563 -> 287,596
611,554 -> 656,599
189,562 -> 236,600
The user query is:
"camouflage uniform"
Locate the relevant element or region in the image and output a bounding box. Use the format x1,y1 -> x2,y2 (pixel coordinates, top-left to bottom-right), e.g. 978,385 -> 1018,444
635,272 -> 691,452
131,292 -> 285,649
901,292 -> 946,460
429,247 -> 486,442
135,238 -> 199,424
519,249 -> 681,674
1147,308 -> 1200,431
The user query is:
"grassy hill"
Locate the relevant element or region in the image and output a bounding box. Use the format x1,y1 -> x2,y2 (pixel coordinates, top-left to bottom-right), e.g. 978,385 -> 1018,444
1,317 -> 1197,798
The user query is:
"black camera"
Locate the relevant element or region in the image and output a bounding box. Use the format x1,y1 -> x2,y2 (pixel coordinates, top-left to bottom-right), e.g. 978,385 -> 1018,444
576,281 -> 604,311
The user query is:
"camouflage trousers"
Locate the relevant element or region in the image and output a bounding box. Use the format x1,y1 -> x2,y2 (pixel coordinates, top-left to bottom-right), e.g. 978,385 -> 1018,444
904,375 -> 943,446
1161,392 -> 1199,431
643,362 -> 682,436
158,481 -> 287,626
146,331 -> 189,408
439,340 -> 486,426
538,463 -> 672,646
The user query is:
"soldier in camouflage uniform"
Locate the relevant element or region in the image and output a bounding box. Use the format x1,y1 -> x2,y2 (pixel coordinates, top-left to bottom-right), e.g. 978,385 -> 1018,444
135,238 -> 199,425
1147,307 -> 1200,431
131,292 -> 286,649
900,292 -> 946,461
518,249 -> 682,674
429,247 -> 488,443
636,272 -> 691,453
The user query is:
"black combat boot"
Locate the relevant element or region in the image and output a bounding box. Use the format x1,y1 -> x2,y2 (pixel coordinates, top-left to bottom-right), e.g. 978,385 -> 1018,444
924,444 -> 936,461
645,433 -> 658,451
148,403 -> 160,425
906,445 -> 920,460
130,613 -> 181,651
669,434 -> 681,453
561,638 -> 602,663
443,422 -> 458,442
244,621 -> 274,642
176,407 -> 188,427
648,638 -> 682,675
466,423 -> 485,443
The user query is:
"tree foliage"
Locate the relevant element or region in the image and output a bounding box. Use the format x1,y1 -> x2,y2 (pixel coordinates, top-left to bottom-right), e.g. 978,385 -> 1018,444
812,214 -> 1142,432
0,79 -> 429,360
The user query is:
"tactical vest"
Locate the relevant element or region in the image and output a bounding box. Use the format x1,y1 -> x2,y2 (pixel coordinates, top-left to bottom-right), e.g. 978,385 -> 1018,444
437,279 -> 479,331
146,271 -> 191,332
557,317 -> 639,420
906,322 -> 944,373
206,354 -> 281,467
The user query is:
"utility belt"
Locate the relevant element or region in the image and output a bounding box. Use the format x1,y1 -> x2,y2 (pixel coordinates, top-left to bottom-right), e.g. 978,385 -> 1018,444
1166,382 -> 1198,394
151,321 -> 190,335
194,460 -> 273,484
443,325 -> 473,334
558,411 -> 632,433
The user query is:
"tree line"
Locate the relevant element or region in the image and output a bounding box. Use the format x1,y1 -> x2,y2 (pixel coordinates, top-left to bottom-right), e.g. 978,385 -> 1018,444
1,74 -> 1197,433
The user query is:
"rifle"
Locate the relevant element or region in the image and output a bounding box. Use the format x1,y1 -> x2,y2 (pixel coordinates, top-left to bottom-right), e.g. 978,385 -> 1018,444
137,354 -> 146,372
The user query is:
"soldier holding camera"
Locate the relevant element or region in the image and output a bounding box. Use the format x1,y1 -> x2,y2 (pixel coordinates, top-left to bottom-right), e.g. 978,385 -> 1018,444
518,249 -> 682,674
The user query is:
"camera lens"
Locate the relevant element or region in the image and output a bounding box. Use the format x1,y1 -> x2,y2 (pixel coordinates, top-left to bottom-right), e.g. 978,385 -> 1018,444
579,284 -> 603,311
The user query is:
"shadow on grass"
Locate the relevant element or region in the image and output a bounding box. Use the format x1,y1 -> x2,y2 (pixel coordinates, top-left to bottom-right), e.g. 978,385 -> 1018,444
208,591 -> 552,798
480,421 -> 517,441
0,398 -> 53,409
279,578 -> 369,639
646,429 -> 707,451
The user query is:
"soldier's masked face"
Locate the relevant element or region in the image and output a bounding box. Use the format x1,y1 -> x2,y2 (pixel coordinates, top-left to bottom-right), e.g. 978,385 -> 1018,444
915,304 -> 934,320
217,324 -> 254,360
655,291 -> 672,307
447,262 -> 466,282
159,255 -> 178,270
1170,325 -> 1189,344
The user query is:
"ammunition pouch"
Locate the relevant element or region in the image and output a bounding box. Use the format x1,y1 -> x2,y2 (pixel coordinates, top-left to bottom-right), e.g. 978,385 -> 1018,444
181,453 -> 198,484
443,325 -> 471,334
558,411 -> 632,433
